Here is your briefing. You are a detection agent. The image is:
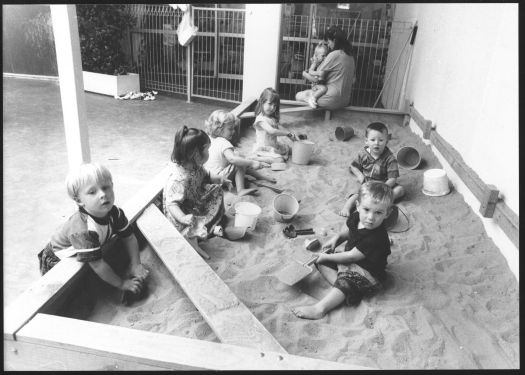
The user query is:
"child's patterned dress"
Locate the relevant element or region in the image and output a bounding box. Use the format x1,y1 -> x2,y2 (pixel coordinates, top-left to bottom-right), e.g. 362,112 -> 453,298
163,162 -> 224,240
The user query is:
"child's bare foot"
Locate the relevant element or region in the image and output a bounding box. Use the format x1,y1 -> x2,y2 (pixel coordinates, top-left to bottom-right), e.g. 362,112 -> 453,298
238,188 -> 258,196
292,305 -> 325,320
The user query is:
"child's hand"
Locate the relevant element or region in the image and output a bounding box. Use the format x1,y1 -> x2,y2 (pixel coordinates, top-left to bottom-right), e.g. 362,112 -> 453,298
221,177 -> 233,191
287,132 -> 298,141
180,214 -> 194,225
251,160 -> 269,169
322,237 -> 338,253
131,264 -> 149,281
121,277 -> 144,294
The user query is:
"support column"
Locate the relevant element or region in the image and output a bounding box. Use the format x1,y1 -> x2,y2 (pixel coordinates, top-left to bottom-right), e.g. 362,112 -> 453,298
50,5 -> 90,169
242,4 -> 282,100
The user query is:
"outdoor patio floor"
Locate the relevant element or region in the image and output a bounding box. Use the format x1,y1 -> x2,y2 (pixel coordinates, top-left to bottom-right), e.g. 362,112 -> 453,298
3,76 -> 519,369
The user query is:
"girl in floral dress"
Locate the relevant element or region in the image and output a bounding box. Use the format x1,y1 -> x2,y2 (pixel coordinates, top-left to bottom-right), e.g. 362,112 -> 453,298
163,126 -> 230,259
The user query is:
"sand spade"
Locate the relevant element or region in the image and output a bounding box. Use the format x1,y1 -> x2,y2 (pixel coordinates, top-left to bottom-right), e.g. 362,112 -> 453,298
245,175 -> 284,194
276,247 -> 334,286
282,224 -> 314,238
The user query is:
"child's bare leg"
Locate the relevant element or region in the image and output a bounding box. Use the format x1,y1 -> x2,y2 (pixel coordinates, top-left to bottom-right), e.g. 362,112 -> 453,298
339,194 -> 358,217
392,185 -> 405,202
312,85 -> 327,101
246,168 -> 276,183
235,167 -> 258,196
292,287 -> 346,320
249,155 -> 285,165
317,263 -> 338,285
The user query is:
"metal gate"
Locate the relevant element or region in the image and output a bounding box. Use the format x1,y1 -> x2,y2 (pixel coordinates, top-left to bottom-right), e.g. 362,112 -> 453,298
129,4 -> 245,103
279,7 -> 414,110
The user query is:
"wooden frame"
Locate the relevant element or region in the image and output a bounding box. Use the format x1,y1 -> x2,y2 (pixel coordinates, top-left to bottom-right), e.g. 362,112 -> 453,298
4,102 -> 371,370
406,102 -> 518,248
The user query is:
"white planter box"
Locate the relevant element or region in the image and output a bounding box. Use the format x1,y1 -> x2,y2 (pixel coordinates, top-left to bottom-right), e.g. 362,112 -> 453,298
83,71 -> 140,96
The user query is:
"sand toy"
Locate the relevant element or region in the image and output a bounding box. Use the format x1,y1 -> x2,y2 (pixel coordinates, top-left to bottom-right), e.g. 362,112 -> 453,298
245,175 -> 284,193
276,247 -> 333,286
282,224 -> 314,238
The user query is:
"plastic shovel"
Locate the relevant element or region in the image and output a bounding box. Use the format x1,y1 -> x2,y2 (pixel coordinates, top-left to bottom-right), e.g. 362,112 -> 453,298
276,247 -> 333,286
245,175 -> 284,194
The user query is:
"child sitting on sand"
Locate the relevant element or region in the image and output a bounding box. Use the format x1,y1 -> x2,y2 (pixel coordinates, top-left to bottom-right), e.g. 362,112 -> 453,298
164,126 -> 230,259
204,109 -> 274,196
292,181 -> 393,320
303,43 -> 329,109
339,121 -> 404,217
38,162 -> 149,296
252,87 -> 297,163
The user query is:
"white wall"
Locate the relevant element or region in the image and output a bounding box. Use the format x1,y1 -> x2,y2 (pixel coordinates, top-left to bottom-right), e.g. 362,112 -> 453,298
394,4 -> 519,278
242,4 -> 282,100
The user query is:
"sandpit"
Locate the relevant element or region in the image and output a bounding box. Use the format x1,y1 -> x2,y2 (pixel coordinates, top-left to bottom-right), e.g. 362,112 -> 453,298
61,110 -> 519,369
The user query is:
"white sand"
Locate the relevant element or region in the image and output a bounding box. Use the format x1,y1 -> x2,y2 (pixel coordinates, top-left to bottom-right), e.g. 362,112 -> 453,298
68,110 -> 519,369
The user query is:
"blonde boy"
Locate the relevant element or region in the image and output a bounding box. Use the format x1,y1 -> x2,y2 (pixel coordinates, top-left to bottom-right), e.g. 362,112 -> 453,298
38,163 -> 148,295
339,121 -> 404,217
292,181 -> 393,320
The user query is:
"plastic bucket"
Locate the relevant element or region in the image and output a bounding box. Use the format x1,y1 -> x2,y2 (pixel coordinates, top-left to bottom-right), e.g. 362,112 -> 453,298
397,146 -> 421,170
234,202 -> 262,230
422,169 -> 450,196
335,126 -> 354,141
291,140 -> 315,165
272,194 -> 299,223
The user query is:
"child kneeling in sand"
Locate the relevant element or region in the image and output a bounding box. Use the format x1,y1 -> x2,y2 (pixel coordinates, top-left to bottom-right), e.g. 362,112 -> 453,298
38,163 -> 149,296
292,181 -> 393,320
204,109 -> 273,196
339,121 -> 404,217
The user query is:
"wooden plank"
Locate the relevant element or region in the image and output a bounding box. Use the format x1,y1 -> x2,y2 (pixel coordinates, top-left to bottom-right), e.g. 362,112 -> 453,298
136,204 -> 287,353
3,258 -> 86,340
4,165 -> 172,340
121,163 -> 171,224
344,106 -> 406,115
239,106 -> 315,119
6,313 -> 368,370
492,202 -> 519,248
479,184 -> 499,218
429,132 -> 519,248
430,132 -> 485,201
230,96 -> 257,118
409,105 -> 434,139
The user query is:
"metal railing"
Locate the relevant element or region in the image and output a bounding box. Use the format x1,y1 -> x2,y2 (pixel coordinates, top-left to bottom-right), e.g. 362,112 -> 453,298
191,6 -> 245,103
279,14 -> 414,110
128,5 -> 413,109
128,4 -> 245,102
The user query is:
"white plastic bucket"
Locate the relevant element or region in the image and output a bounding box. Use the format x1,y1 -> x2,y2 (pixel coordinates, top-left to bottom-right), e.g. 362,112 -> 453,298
422,169 -> 450,196
234,202 -> 262,230
272,194 -> 299,222
291,140 -> 315,165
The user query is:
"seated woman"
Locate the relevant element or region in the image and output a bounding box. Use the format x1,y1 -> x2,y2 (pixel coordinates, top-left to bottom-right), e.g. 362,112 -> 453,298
296,26 -> 356,110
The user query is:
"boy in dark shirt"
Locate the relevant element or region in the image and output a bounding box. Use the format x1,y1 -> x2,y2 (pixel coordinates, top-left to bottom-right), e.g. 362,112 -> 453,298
292,181 -> 393,320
